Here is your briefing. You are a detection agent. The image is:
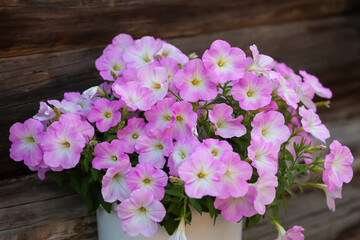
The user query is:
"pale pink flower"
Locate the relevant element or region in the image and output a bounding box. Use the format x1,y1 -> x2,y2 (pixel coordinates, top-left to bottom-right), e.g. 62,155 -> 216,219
214,186 -> 258,222
48,99 -> 82,114
169,101 -> 198,139
314,183 -> 342,212
169,217 -> 187,240
145,97 -> 175,133
323,140 -> 353,193
104,33 -> 134,53
117,117 -> 146,154
178,150 -> 226,198
92,140 -> 129,170
209,103 -> 246,138
123,36 -> 163,68
159,42 -> 189,65
81,86 -> 102,101
253,173 -> 278,215
246,44 -> 275,78
299,106 -> 330,143
117,189 -> 166,237
41,121 -> 85,169
300,70 -> 332,99
96,49 -> 126,81
28,164 -> 50,180
126,162 -> 168,200
218,151 -> 252,199
202,40 -> 246,83
275,224 -> 305,240
135,130 -> 174,168
168,137 -> 200,177
295,81 -> 316,111
64,92 -> 94,116
248,136 -> 279,175
173,59 -> 218,102
87,98 -> 122,132
9,119 -> 44,167
113,81 -> 154,111
273,73 -> 300,109
231,72 -> 273,111
251,111 -> 290,147
33,102 -> 56,122
59,113 -> 94,143
275,63 -> 302,87
196,138 -> 233,160
101,159 -> 132,202
137,64 -> 169,103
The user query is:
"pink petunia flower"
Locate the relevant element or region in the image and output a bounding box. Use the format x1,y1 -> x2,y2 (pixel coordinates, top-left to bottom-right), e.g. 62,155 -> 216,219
117,117 -> 146,154
323,140 -> 353,193
101,159 -> 132,202
159,42 -> 189,65
251,111 -> 290,147
113,81 -> 154,111
9,118 -> 45,167
231,72 -> 273,111
209,103 -> 246,138
117,188 -> 166,237
96,49 -> 126,81
275,224 -> 305,240
126,162 -> 168,201
214,186 -> 258,222
104,33 -> 134,53
41,121 -> 85,169
202,40 -> 246,84
218,151 -> 253,199
64,92 -> 95,116
246,45 -> 275,78
178,150 -> 226,199
59,113 -> 94,143
92,139 -> 129,170
144,97 -> 175,133
169,101 -> 198,139
272,73 -> 300,109
135,130 -> 174,168
300,70 -> 332,99
195,138 -> 233,160
33,101 -> 56,122
295,81 -> 316,111
314,183 -> 342,212
123,36 -> 163,68
48,99 -> 82,115
169,217 -> 187,240
252,173 -> 278,215
173,59 -> 218,102
87,98 -> 122,132
298,106 -> 330,143
248,136 -> 279,175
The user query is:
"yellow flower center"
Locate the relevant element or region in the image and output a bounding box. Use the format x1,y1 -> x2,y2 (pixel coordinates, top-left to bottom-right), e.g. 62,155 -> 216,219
104,111 -> 112,118
143,178 -> 151,184
191,77 -> 201,86
197,171 -> 206,179
132,133 -> 139,139
111,156 -> 118,161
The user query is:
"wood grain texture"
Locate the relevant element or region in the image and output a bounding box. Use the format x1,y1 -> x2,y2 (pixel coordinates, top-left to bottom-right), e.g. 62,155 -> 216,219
1,15 -> 359,178
1,0 -> 359,57
0,173 -> 359,239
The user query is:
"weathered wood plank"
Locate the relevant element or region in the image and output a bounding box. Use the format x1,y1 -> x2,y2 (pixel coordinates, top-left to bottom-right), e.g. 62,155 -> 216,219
1,15 -> 359,177
0,0 -> 359,57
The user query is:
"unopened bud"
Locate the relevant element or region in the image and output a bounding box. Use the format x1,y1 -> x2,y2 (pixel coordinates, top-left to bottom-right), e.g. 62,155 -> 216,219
169,176 -> 184,184
188,52 -> 198,60
89,140 -> 98,146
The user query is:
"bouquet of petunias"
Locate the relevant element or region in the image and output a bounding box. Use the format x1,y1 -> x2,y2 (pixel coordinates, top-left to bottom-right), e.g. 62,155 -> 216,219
9,33 -> 354,240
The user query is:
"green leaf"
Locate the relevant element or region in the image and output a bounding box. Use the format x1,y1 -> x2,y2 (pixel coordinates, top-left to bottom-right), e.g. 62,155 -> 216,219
245,214 -> 261,228
55,174 -> 63,188
205,196 -> 216,218
69,176 -> 81,194
165,187 -> 182,197
188,198 -> 202,215
81,178 -> 90,198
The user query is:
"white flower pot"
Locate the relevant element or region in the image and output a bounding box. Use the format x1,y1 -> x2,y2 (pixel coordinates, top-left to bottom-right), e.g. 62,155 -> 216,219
96,207 -> 243,240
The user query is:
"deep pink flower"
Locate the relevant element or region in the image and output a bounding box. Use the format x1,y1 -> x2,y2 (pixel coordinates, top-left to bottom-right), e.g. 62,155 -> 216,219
195,138 -> 233,160
135,130 -> 174,168
218,151 -> 252,199
232,72 -> 273,111
117,117 -> 146,154
123,36 -> 163,68
169,101 -> 198,139
251,111 -> 290,147
246,45 -> 275,78
87,98 -> 122,132
300,70 -> 332,99
9,119 -> 44,167
33,102 -> 56,122
101,159 -> 132,202
209,103 -> 246,138
178,150 -> 226,198
202,40 -> 246,83
299,106 -> 330,143
323,140 -> 353,193
214,186 -> 258,222
159,42 -> 189,65
144,97 -> 175,133
92,140 -> 129,170
96,49 -> 126,81
126,162 -> 168,200
117,189 -> 166,237
173,59 -> 218,102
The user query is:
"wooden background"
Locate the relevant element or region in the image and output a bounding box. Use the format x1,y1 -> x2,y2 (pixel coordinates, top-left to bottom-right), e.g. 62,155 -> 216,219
1,0 -> 359,239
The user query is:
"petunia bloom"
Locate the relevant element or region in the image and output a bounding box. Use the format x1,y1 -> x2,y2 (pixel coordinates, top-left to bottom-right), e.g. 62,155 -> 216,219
159,42 -> 189,65
101,159 -> 132,202
272,73 -> 300,109
126,162 -> 168,200
117,117 -> 146,154
299,106 -> 330,143
169,101 -> 198,139
253,173 -> 278,215
59,113 -> 94,143
231,72 -> 273,111
105,33 -> 134,53
246,45 -> 275,78
169,217 -> 187,240
9,118 -> 44,167
92,139 -> 129,170
300,70 -> 332,99
195,138 -> 233,160
173,59 -> 218,102
209,103 -> 246,138
202,40 -> 246,84
117,188 -> 166,237
144,98 -> 175,133
323,140 -> 353,193
33,101 -> 56,122
95,49 -> 126,81
87,98 -> 122,132
178,150 -> 226,199
275,224 -> 305,240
